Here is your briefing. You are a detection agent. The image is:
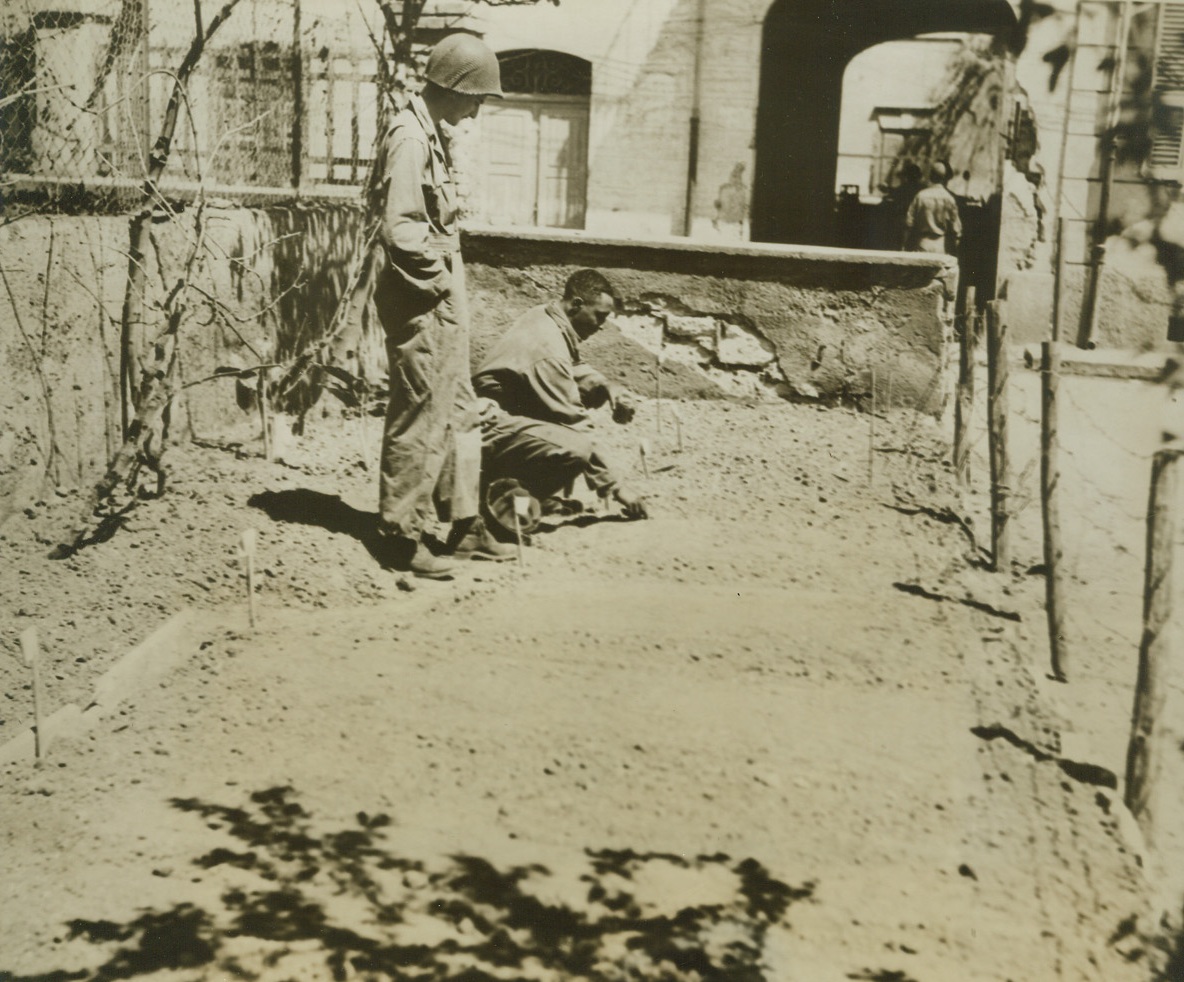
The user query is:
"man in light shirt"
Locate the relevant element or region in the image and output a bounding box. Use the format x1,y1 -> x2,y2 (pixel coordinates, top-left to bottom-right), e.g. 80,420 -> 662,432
904,161 -> 962,255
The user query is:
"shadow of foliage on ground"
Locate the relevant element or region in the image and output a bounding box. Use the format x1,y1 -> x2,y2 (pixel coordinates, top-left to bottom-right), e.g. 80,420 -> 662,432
7,786 -> 814,982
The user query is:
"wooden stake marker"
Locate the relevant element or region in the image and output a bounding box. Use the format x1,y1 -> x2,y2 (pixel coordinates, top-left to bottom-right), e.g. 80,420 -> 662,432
240,529 -> 258,628
20,627 -> 46,762
656,347 -> 665,436
954,286 -> 977,486
867,367 -> 877,486
672,408 -> 684,453
1125,445 -> 1181,822
512,494 -> 530,569
640,439 -> 651,479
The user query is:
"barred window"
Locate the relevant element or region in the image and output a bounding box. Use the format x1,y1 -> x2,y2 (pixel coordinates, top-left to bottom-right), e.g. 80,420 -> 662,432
497,49 -> 591,98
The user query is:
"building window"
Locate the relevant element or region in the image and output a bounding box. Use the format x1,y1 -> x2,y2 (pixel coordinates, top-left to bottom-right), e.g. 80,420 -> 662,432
1150,3 -> 1184,177
870,107 -> 932,195
476,49 -> 590,229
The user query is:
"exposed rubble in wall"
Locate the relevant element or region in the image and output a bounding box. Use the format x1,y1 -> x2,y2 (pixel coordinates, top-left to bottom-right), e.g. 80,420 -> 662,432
613,297 -> 789,401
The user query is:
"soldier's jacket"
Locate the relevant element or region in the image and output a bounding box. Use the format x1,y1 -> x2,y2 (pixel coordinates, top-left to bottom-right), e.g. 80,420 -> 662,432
473,302 -> 611,427
370,93 -> 460,304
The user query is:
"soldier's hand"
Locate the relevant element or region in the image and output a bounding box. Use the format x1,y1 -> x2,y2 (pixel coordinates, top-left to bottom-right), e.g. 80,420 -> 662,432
613,485 -> 648,519
611,392 -> 637,425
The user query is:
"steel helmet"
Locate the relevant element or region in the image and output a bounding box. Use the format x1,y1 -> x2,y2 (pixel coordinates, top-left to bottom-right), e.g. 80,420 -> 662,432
425,34 -> 504,99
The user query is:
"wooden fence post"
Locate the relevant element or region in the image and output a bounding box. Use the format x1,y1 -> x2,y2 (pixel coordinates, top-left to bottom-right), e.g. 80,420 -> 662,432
1040,341 -> 1068,681
1123,443 -> 1184,957
1124,445 -> 1180,822
954,285 -> 977,486
986,300 -> 1010,571
1052,218 -> 1066,342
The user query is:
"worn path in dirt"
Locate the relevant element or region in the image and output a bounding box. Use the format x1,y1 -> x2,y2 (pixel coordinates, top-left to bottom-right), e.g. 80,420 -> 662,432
0,401 -> 1149,981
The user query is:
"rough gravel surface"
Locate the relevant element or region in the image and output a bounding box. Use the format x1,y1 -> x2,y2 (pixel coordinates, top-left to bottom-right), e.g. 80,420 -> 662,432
0,397 -> 1154,981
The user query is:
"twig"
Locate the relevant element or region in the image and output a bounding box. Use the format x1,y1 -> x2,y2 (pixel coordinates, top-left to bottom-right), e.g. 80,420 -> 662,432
0,263 -> 65,483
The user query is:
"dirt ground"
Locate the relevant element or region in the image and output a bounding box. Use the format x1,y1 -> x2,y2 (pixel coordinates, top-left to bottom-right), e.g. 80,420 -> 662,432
0,393 -> 1160,981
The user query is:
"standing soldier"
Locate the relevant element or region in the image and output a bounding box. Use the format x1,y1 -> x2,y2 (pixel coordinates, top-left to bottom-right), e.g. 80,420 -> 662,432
903,161 -> 962,255
371,34 -> 511,577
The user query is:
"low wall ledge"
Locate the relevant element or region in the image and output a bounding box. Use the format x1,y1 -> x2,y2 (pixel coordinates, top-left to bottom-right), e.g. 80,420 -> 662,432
460,225 -> 953,289
462,224 -> 952,269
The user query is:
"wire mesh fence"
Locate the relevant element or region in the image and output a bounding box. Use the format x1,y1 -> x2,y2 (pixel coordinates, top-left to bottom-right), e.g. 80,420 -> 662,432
950,316 -> 1177,782
0,0 -> 470,217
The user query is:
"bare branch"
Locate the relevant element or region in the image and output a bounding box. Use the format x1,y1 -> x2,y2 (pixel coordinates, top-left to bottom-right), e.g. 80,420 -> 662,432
0,263 -> 67,483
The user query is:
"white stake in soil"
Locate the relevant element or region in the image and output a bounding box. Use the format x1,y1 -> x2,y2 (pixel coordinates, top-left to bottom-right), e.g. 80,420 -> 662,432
20,627 -> 46,761
640,438 -> 651,479
512,494 -> 531,568
868,367 -> 877,486
672,408 -> 684,452
656,346 -> 665,436
240,529 -> 258,627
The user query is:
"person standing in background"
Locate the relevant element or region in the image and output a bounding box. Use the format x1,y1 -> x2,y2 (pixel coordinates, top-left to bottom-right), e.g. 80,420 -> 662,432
903,161 -> 962,255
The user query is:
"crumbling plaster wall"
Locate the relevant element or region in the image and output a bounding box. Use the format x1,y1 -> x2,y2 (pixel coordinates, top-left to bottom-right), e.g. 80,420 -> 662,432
463,228 -> 955,412
1,209 -> 953,523
0,205 -> 358,523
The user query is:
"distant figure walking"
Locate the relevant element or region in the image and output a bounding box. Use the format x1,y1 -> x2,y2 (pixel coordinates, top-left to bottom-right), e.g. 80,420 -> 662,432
904,161 -> 962,255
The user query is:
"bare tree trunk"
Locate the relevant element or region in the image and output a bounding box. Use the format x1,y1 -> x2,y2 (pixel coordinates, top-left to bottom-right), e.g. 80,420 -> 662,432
108,0 -> 240,509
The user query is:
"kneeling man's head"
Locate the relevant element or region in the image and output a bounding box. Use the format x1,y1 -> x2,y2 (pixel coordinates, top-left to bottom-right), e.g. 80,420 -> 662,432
563,269 -> 620,340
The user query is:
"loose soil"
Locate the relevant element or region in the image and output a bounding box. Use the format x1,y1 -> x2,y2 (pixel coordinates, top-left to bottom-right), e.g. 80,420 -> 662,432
0,396 -> 1155,981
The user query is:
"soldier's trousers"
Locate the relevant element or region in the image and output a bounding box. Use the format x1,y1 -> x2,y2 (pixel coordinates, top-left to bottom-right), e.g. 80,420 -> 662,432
479,406 -> 616,502
376,255 -> 480,538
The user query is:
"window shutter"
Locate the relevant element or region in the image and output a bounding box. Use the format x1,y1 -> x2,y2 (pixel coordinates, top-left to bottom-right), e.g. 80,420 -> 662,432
1153,2 -> 1184,171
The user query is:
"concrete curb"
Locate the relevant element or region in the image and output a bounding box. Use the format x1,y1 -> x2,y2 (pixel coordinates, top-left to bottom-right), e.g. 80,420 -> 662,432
0,703 -> 85,767
0,572 -> 507,768
90,608 -> 200,713
0,609 -> 201,768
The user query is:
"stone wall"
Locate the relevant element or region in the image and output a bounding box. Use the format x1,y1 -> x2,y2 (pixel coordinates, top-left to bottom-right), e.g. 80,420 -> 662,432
463,227 -> 955,411
1,209 -> 953,523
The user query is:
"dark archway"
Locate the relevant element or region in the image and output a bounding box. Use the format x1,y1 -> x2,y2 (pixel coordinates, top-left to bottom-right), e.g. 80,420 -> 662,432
752,0 -> 1017,245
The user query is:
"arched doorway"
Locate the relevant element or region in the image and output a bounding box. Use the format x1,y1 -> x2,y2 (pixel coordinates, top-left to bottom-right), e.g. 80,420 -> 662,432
751,0 -> 1016,246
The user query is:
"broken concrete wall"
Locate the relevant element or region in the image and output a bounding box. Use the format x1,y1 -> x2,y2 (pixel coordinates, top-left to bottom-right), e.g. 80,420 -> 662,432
463,228 -> 955,411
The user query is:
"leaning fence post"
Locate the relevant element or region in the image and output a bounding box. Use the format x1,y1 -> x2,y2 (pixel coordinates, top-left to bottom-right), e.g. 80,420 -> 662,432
954,285 -> 977,486
986,300 -> 1010,571
1040,341 -> 1068,681
1123,442 -> 1184,955
1124,444 -> 1181,823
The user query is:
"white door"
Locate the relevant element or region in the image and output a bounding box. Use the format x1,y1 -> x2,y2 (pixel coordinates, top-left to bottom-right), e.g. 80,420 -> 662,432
479,96 -> 588,229
536,102 -> 588,228
481,103 -> 538,226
